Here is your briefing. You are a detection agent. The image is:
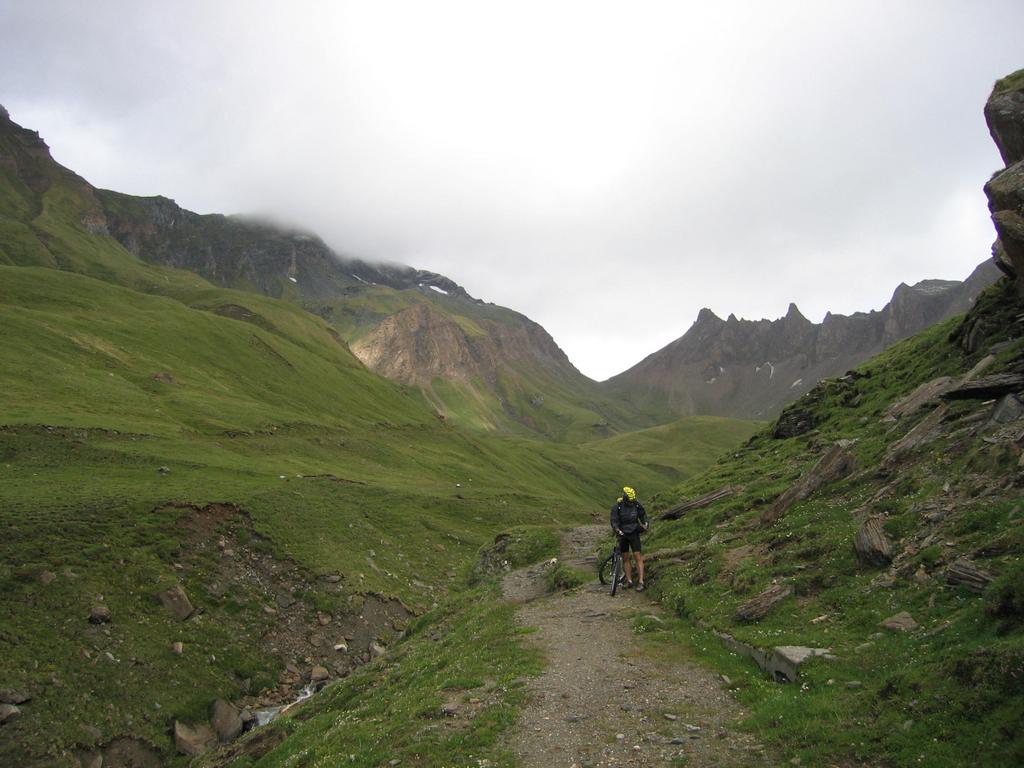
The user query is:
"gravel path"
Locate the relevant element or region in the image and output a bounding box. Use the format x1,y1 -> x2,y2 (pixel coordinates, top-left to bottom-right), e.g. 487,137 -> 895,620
501,525 -> 773,768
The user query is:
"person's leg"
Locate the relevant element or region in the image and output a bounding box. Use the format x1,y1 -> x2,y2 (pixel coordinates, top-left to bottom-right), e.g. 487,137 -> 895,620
622,549 -> 633,584
636,553 -> 645,588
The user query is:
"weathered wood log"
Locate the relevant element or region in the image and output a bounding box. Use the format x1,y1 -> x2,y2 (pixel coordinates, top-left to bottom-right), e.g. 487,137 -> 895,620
658,485 -> 742,521
854,517 -> 893,567
761,445 -> 857,526
946,557 -> 995,594
941,373 -> 1024,401
735,583 -> 793,623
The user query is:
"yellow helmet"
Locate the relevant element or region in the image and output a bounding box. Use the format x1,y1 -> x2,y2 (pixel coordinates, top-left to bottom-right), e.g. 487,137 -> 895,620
622,486 -> 637,501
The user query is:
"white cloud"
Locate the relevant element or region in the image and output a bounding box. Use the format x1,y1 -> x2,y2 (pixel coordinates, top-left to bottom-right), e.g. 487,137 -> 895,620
1,0 -> 1020,379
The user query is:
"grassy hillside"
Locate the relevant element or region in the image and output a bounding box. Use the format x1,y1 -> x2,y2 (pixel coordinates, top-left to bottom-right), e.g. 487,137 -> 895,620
631,281 -> 1024,767
0,257 -> 746,765
584,415 -> 764,486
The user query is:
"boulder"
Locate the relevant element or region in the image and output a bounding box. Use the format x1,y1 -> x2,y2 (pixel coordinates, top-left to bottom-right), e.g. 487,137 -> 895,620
880,612 -> 918,632
0,703 -> 21,723
735,583 -> 793,622
171,641 -> 184,655
174,721 -> 217,757
310,665 -> 330,682
761,444 -> 856,525
211,698 -> 243,742
946,558 -> 995,594
89,605 -> 111,624
158,585 -> 193,621
767,646 -> 834,683
854,517 -> 893,567
0,689 -> 30,705
992,394 -> 1024,424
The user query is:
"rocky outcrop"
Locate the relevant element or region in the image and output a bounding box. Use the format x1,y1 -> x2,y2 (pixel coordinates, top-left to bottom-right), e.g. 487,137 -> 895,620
946,558 -> 995,594
605,261 -> 1001,420
984,69 -> 1024,296
761,444 -> 857,525
174,720 -> 217,757
735,583 -> 793,622
854,517 -> 893,567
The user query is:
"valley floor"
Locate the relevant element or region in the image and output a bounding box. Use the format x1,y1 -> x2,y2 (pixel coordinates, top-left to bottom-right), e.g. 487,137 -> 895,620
502,526 -> 773,767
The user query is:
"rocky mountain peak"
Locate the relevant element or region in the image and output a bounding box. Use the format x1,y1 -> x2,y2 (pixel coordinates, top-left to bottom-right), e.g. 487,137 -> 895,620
695,307 -> 723,324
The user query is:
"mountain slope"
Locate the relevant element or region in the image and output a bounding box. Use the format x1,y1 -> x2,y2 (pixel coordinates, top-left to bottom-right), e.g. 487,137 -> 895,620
604,260 -> 1000,421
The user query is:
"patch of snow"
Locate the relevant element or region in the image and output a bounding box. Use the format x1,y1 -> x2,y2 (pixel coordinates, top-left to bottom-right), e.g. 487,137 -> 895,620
429,285 -> 449,295
706,377 -> 717,385
756,361 -> 775,379
791,378 -> 804,388
288,276 -> 297,283
351,273 -> 369,285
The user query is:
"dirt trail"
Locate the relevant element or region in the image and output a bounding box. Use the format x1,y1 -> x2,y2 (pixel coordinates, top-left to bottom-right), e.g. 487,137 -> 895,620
501,525 -> 772,768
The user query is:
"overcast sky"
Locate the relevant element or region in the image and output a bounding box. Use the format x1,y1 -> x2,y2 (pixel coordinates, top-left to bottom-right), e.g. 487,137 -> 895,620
2,1 -> 1021,379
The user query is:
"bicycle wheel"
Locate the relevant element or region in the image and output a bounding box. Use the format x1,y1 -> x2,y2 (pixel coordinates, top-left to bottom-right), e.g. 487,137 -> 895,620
610,551 -> 622,596
598,553 -> 614,585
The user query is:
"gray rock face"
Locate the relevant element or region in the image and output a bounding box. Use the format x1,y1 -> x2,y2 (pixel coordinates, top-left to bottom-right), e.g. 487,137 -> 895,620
985,72 -> 1024,165
991,394 -> 1024,424
984,70 -> 1024,296
158,585 -> 194,621
946,558 -> 995,594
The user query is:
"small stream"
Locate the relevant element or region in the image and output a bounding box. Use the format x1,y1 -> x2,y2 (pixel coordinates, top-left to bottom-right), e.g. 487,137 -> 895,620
253,683 -> 316,727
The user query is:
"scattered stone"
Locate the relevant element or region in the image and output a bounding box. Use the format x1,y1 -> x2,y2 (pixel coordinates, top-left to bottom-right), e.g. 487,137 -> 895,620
619,704 -> 632,711
684,724 -> 702,732
322,574 -> 342,583
389,760 -> 401,767
317,612 -> 332,626
310,665 -> 330,682
157,466 -> 171,475
212,698 -> 243,742
174,721 -> 217,757
720,674 -> 732,686
370,641 -> 387,658
171,641 -> 184,655
0,703 -> 21,723
880,612 -> 918,632
39,570 -> 57,584
735,583 -> 793,622
854,517 -> 893,567
615,733 -> 625,741
275,592 -> 296,609
664,713 -> 678,721
441,702 -> 460,717
89,605 -> 111,624
846,681 -> 864,689
158,585 -> 194,621
670,737 -> 685,745
946,558 -> 995,594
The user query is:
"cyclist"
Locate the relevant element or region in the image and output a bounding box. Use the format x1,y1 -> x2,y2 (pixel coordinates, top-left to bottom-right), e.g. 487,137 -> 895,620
610,486 -> 649,591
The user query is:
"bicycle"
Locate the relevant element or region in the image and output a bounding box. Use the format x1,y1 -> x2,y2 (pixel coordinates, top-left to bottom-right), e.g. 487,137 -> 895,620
597,543 -> 625,595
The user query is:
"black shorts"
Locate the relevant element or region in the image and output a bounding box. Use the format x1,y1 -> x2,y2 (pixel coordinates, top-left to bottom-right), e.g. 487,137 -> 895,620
618,530 -> 642,553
